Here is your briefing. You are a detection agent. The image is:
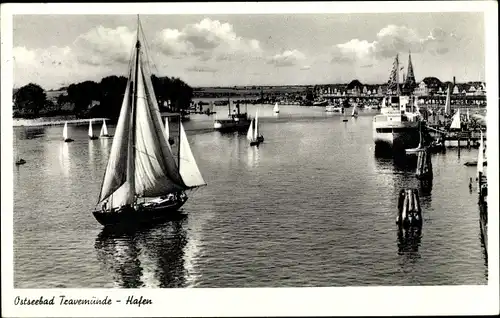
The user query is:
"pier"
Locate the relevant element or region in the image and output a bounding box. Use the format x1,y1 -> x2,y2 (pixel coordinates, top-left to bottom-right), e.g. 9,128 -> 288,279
425,125 -> 486,148
13,118 -> 110,127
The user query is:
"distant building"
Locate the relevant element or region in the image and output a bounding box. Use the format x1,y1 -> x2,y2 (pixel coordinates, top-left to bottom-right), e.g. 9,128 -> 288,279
414,82 -> 428,96
452,86 -> 459,94
466,86 -> 476,96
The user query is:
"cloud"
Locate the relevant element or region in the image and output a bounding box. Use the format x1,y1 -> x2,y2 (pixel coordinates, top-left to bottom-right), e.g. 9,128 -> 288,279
330,25 -> 459,64
73,26 -> 135,66
267,49 -> 306,67
185,65 -> 218,73
300,65 -> 311,70
153,18 -> 262,61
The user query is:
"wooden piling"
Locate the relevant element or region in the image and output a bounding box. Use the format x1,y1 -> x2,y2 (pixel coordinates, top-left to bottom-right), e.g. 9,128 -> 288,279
416,149 -> 433,180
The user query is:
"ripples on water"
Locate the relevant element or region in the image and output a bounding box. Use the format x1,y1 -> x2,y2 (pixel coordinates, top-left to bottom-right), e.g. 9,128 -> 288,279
13,105 -> 487,288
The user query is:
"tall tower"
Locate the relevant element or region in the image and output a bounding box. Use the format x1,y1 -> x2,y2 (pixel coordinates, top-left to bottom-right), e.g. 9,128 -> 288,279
405,51 -> 416,91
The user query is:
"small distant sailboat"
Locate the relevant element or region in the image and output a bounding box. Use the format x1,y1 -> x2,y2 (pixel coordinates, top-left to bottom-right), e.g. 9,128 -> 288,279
247,110 -> 264,146
273,102 -> 280,114
449,109 -> 461,130
100,119 -> 113,138
165,117 -> 175,145
351,104 -> 358,118
89,119 -> 98,140
63,122 -> 74,142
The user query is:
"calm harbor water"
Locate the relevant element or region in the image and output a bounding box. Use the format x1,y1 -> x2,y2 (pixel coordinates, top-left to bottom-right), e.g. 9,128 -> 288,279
13,105 -> 487,288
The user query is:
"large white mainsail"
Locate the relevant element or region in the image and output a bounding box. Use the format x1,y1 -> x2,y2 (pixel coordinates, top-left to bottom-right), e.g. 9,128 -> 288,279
179,122 -> 206,188
98,37 -> 188,210
450,109 -> 461,129
100,119 -> 109,137
134,58 -> 185,198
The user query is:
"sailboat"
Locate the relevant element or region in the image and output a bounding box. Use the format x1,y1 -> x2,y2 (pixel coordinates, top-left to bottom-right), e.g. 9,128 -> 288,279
100,119 -> 113,138
63,121 -> 74,142
92,17 -> 206,227
351,104 -> 358,118
88,119 -> 98,140
164,117 -> 175,145
247,110 -> 264,146
449,109 -> 461,130
273,102 -> 280,114
15,134 -> 26,165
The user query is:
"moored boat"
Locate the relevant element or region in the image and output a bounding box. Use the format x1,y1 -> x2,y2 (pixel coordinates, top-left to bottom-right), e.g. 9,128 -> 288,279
372,53 -> 421,151
213,100 -> 251,132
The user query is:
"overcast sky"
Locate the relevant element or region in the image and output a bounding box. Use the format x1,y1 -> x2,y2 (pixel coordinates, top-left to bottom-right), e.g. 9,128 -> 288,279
12,10 -> 485,89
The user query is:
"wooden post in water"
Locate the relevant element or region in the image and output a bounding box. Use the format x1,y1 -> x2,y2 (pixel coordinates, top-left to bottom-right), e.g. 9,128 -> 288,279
416,149 -> 433,180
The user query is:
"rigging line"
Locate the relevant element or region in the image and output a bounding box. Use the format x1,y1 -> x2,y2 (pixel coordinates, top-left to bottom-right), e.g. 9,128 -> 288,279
139,21 -> 160,75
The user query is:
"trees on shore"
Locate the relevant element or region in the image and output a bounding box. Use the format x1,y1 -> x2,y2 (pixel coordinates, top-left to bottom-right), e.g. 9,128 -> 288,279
13,75 -> 194,121
13,83 -> 48,117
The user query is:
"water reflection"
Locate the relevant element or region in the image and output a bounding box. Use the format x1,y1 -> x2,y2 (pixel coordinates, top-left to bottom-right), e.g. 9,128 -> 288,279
100,137 -> 111,157
15,126 -> 45,140
59,142 -> 70,177
397,227 -> 422,264
373,153 -> 418,174
88,140 -> 95,165
94,217 -> 189,288
418,178 -> 433,197
246,144 -> 260,168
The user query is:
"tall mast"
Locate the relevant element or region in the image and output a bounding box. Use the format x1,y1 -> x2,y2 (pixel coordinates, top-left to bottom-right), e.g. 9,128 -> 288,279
129,15 -> 141,203
178,115 -> 181,169
396,54 -> 400,95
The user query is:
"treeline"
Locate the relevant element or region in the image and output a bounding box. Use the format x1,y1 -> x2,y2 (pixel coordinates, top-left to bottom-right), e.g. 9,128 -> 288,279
13,75 -> 193,122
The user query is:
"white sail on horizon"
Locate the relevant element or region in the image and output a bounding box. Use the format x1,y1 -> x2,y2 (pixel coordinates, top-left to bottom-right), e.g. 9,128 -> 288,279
352,105 -> 358,116
273,102 -> 279,113
88,119 -> 94,138
247,118 -> 255,142
100,119 -> 108,136
63,122 -> 69,140
450,109 -> 461,129
254,110 -> 259,140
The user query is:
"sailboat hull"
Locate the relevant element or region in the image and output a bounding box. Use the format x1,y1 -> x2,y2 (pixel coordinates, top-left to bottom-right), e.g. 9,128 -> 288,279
64,138 -> 74,142
92,198 -> 187,227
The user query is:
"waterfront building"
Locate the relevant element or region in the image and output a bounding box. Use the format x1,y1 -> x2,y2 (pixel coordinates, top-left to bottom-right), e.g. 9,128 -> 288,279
414,82 -> 428,96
